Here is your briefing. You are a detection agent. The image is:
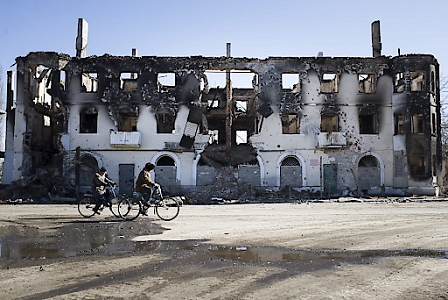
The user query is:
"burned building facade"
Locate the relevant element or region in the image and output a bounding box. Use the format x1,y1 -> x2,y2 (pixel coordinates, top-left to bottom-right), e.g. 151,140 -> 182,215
3,20 -> 442,198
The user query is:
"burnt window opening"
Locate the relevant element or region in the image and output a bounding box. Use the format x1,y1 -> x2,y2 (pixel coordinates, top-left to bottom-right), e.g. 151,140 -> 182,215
358,74 -> 377,93
321,114 -> 338,132
43,115 -> 51,127
359,114 -> 378,134
394,72 -> 405,93
157,72 -> 175,92
204,70 -> 226,89
33,65 -> 52,106
236,130 -> 248,145
80,106 -> 98,133
231,70 -> 258,88
394,114 -> 404,135
81,73 -> 98,93
321,73 -> 339,93
118,115 -> 137,132
209,130 -> 219,144
281,114 -> 300,134
409,154 -> 429,176
411,113 -> 425,133
410,71 -> 425,91
430,70 -> 436,93
432,113 -> 436,134
157,155 -> 175,166
156,111 -> 175,133
282,73 -> 301,92
120,72 -> 138,93
236,100 -> 247,113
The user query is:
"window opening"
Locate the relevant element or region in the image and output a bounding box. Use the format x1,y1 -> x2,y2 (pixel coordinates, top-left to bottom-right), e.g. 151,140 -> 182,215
321,73 -> 339,93
209,130 -> 219,144
358,74 -> 376,93
394,114 -> 404,135
204,70 -> 226,88
236,101 -> 247,112
359,155 -> 379,167
231,71 -> 257,88
81,73 -> 98,92
157,156 -> 176,166
236,130 -> 248,145
321,114 -> 338,132
156,111 -> 175,133
281,156 -> 300,166
411,113 -> 425,133
80,106 -> 98,133
282,73 -> 301,92
430,70 -> 435,93
410,71 -> 425,91
43,115 -> 51,127
281,114 -> 300,134
118,115 -> 137,132
394,72 -> 405,93
120,72 -> 138,92
359,114 -> 378,134
157,73 -> 175,92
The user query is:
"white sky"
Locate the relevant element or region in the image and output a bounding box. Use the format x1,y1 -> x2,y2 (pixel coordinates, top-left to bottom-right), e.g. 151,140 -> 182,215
1,0 -> 448,80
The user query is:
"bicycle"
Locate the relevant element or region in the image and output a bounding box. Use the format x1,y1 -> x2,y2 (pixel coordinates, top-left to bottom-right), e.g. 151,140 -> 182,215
118,186 -> 180,221
78,185 -> 125,218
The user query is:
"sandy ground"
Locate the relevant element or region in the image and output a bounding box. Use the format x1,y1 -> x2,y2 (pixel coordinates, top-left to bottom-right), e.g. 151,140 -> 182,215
1,201 -> 448,299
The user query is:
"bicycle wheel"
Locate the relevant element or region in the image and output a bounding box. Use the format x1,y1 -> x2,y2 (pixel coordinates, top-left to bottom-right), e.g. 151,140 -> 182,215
109,195 -> 126,218
78,197 -> 97,218
155,197 -> 180,221
118,197 -> 141,221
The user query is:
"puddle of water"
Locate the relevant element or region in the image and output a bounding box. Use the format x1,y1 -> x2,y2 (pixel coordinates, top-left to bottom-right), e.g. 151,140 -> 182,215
208,246 -> 448,263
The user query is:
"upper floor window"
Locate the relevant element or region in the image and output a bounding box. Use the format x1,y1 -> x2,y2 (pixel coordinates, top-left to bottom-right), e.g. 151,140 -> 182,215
118,115 -> 137,132
358,74 -> 376,93
359,114 -> 378,134
321,113 -> 338,132
321,73 -> 339,93
81,73 -> 98,93
120,72 -> 138,93
282,73 -> 301,93
411,113 -> 425,133
410,71 -> 425,91
394,114 -> 404,135
157,73 -> 175,92
281,114 -> 300,134
80,106 -> 98,133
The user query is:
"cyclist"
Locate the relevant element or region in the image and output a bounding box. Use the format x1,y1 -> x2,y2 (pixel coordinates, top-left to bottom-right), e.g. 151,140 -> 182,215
135,162 -> 160,207
91,167 -> 116,214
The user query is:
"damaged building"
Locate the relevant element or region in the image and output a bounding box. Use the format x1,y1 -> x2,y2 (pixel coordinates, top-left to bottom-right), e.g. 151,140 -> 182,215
2,19 -> 443,200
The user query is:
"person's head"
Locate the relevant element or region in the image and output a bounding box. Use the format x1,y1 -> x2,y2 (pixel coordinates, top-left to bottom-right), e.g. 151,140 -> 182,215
99,167 -> 107,174
144,162 -> 155,171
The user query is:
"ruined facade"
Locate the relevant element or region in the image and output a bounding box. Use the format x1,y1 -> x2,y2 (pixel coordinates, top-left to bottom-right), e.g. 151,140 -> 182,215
2,20 -> 442,199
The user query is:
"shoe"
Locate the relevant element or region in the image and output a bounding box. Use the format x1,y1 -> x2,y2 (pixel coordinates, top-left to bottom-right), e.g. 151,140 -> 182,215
141,209 -> 148,216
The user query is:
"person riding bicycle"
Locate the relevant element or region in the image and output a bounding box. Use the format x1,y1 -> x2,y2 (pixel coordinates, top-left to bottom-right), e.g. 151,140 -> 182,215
91,167 -> 116,214
135,162 -> 160,206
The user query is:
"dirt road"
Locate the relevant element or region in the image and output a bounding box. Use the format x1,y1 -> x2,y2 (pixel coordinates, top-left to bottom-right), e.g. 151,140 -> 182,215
1,201 -> 448,299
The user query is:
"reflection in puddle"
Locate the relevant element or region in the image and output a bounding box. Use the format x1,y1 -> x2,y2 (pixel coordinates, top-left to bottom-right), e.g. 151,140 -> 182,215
1,220 -> 447,265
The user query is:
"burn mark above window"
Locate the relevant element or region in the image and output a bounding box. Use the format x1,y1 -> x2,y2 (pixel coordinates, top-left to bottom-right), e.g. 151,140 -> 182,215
321,73 -> 339,93
358,74 -> 376,93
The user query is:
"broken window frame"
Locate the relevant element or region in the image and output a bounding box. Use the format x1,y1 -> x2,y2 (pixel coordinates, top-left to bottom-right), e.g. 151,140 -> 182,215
236,130 -> 248,145
79,106 -> 98,134
321,73 -> 339,93
358,73 -> 377,94
281,114 -> 301,134
320,113 -> 338,132
359,113 -> 378,134
394,72 -> 405,93
157,72 -> 176,92
231,70 -> 258,89
43,115 -> 51,127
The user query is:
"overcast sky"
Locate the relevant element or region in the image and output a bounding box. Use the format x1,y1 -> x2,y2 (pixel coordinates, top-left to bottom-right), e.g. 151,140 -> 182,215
1,0 -> 448,79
